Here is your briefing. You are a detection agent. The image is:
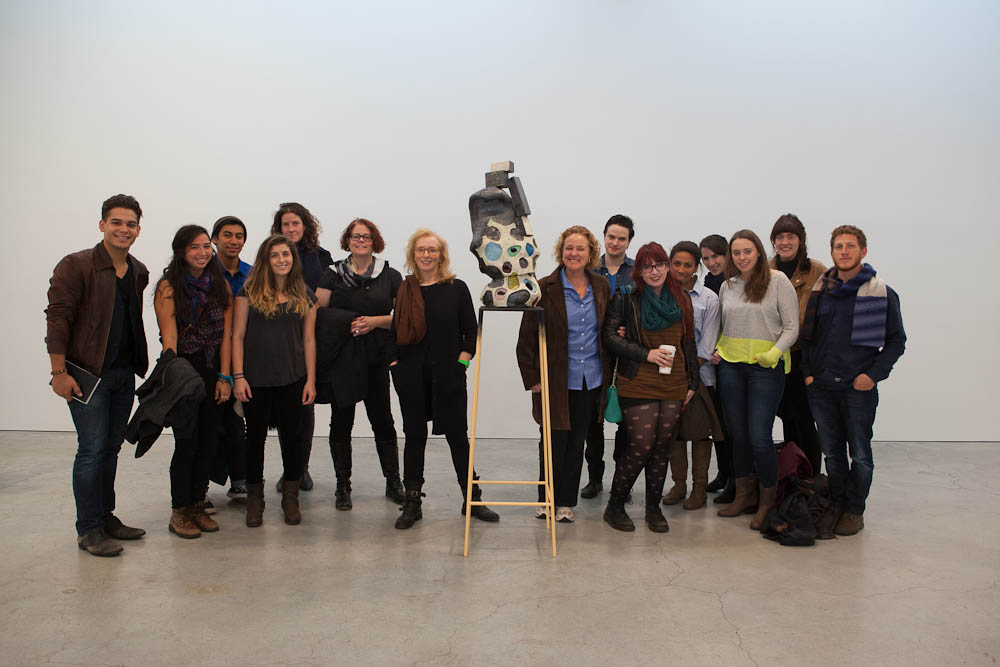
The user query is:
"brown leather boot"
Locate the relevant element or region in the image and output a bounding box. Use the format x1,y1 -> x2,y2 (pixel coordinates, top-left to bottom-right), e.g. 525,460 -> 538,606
684,440 -> 712,510
281,478 -> 301,525
662,440 -> 688,505
717,476 -> 758,517
246,482 -> 265,527
190,501 -> 220,533
168,507 -> 201,539
750,485 -> 777,530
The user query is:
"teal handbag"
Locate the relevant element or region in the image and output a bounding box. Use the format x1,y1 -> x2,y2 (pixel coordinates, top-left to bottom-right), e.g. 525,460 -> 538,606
604,358 -> 622,423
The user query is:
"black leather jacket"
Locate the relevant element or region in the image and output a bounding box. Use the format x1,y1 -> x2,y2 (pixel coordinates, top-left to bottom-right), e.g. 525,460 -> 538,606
602,290 -> 700,391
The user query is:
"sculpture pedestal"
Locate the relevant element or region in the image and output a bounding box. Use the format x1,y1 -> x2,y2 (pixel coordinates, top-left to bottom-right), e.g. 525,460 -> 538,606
463,306 -> 557,558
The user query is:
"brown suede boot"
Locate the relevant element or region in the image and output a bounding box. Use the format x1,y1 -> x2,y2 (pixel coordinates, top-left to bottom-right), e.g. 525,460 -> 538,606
717,476 -> 758,517
246,482 -> 265,528
190,501 -> 220,533
168,507 -> 201,539
281,478 -> 301,525
683,440 -> 712,510
750,484 -> 777,530
662,440 -> 688,505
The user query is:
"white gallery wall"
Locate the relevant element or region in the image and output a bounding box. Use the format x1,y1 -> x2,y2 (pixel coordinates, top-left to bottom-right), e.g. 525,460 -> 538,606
1,1 -> 997,441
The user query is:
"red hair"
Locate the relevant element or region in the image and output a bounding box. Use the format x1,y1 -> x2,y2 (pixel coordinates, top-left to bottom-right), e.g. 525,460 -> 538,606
631,242 -> 694,341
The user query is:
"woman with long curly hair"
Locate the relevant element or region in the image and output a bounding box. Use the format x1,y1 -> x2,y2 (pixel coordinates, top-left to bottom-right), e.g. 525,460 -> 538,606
233,234 -> 317,527
271,202 -> 332,493
153,225 -> 233,539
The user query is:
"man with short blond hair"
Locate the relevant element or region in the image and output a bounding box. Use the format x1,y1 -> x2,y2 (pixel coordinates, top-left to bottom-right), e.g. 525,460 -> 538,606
800,225 -> 906,536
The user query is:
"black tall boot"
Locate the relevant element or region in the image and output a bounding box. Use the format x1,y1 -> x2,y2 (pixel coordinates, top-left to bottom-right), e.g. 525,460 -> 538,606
330,439 -> 352,510
375,439 -> 405,505
395,481 -> 424,530
462,483 -> 500,522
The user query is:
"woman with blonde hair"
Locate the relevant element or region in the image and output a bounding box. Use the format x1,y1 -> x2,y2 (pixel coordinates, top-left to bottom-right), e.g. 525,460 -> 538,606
389,229 -> 499,529
233,234 -> 317,527
516,225 -> 611,523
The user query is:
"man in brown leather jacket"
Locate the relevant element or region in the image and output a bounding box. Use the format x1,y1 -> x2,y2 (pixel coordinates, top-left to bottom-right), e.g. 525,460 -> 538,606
46,194 -> 150,556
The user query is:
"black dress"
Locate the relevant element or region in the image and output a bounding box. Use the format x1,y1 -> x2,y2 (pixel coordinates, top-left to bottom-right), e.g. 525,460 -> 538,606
388,279 -> 478,488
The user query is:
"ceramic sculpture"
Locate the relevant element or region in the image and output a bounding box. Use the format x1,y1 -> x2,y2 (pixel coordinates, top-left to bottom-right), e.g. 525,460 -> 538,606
468,161 -> 540,307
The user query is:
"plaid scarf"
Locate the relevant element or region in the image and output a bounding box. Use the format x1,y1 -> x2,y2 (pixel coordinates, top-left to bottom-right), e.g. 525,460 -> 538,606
178,274 -> 225,365
800,263 -> 888,348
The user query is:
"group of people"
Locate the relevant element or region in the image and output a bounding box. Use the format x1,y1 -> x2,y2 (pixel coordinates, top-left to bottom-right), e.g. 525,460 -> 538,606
46,195 -> 905,557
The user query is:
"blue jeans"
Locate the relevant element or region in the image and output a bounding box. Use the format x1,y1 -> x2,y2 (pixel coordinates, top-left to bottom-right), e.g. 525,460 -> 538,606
67,367 -> 136,535
717,359 -> 784,487
807,383 -> 878,515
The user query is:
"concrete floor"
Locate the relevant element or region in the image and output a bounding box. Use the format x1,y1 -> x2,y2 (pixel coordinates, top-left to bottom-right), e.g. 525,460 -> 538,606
0,431 -> 997,666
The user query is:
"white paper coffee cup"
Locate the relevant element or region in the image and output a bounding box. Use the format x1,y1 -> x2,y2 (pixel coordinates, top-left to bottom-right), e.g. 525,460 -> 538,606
659,344 -> 676,374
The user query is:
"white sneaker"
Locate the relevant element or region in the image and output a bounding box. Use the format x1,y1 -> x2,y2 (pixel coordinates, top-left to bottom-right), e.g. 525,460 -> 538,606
555,506 -> 575,523
535,506 -> 547,520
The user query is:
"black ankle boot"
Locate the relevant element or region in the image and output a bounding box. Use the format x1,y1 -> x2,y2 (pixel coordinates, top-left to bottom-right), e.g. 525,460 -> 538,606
385,478 -> 405,505
645,493 -> 669,533
706,472 -> 729,493
462,485 -> 500,522
603,494 -> 635,532
395,483 -> 424,530
714,476 -> 736,504
335,480 -> 352,510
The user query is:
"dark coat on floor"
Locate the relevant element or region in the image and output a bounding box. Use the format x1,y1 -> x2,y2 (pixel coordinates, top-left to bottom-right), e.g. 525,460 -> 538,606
516,267 -> 611,431
125,350 -> 206,457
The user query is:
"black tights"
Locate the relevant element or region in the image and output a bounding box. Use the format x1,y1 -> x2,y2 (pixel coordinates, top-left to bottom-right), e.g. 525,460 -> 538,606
611,399 -> 683,499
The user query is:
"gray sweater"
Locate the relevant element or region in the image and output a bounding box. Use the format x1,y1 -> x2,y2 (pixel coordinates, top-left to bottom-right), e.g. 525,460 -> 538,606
717,271 -> 799,361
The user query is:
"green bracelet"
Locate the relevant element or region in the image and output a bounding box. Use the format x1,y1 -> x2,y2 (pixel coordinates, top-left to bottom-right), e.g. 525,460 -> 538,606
457,359 -> 470,368
217,373 -> 233,386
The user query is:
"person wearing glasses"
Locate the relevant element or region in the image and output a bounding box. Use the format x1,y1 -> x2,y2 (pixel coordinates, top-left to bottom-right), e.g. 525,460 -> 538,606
601,243 -> 698,532
316,218 -> 405,510
388,229 -> 499,529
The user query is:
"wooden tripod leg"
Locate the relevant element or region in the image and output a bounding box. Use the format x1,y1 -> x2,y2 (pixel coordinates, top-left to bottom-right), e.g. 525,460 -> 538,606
538,320 -> 557,558
463,320 -> 485,558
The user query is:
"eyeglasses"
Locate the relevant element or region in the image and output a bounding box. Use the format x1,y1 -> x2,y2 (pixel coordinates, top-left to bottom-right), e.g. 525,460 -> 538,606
415,247 -> 440,256
350,233 -> 372,242
640,262 -> 668,275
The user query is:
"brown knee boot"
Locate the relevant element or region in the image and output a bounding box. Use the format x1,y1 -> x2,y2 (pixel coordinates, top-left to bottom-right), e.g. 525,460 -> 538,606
662,439 -> 688,505
246,482 -> 265,527
281,479 -> 301,525
684,440 -> 712,510
717,476 -> 758,517
750,484 -> 777,530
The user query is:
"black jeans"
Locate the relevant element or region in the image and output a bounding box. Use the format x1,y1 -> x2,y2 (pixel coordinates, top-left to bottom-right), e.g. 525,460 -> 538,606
330,361 -> 396,443
583,414 -> 627,484
220,396 -> 247,483
396,363 -> 478,491
778,349 -> 822,476
244,378 -> 305,484
706,384 -> 733,478
169,367 -> 220,509
538,386 -> 602,507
